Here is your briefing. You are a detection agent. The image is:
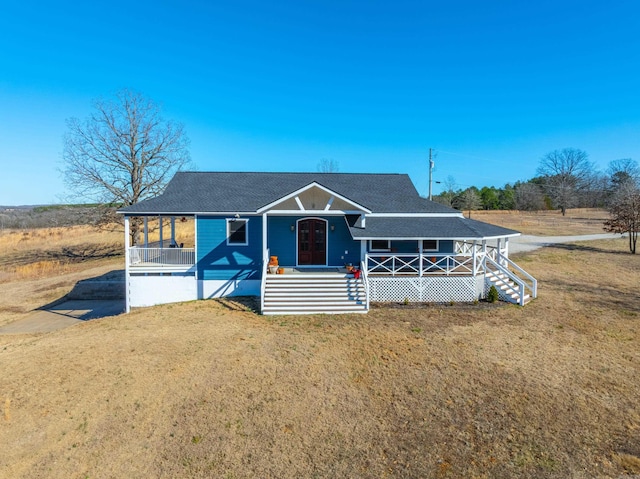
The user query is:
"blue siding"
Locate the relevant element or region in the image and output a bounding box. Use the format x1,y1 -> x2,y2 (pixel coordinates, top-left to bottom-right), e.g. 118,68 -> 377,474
197,216 -> 263,280
267,216 -> 361,266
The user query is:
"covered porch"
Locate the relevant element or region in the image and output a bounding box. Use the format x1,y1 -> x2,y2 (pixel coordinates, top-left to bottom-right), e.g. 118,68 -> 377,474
124,215 -> 196,273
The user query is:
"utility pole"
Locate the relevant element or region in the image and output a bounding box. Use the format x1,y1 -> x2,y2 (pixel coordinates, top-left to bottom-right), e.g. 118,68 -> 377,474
428,148 -> 434,201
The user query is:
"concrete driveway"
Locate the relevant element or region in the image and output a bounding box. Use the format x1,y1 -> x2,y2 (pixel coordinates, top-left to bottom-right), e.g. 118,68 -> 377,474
0,300 -> 125,334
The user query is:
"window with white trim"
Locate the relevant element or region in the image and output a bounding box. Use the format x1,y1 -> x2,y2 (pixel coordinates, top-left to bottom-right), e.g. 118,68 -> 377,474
370,240 -> 391,251
422,239 -> 439,251
227,219 -> 248,245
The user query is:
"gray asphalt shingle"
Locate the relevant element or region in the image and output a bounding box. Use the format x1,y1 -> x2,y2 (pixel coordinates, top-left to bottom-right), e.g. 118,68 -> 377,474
118,172 -> 458,214
347,216 -> 520,239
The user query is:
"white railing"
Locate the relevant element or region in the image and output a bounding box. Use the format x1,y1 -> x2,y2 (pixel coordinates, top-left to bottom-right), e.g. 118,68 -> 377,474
128,247 -> 195,267
360,260 -> 370,311
366,254 -> 485,277
483,255 -> 538,306
260,248 -> 269,313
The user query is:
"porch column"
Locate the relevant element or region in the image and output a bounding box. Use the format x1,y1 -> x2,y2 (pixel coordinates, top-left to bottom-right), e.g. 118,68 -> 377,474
159,215 -> 163,248
472,240 -> 477,275
170,217 -> 176,246
124,216 -> 131,313
418,239 -> 423,277
262,212 -> 268,258
496,238 -> 502,263
504,238 -> 509,260
143,217 -> 149,247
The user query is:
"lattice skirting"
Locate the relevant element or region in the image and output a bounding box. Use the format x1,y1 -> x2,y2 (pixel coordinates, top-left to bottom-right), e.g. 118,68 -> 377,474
368,276 -> 485,303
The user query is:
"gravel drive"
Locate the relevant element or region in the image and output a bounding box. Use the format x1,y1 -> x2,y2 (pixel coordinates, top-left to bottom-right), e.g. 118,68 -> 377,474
510,233 -> 623,254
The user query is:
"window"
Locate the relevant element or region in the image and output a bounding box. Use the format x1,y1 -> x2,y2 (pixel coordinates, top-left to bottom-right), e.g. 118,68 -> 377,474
422,239 -> 439,251
370,240 -> 391,251
227,219 -> 248,245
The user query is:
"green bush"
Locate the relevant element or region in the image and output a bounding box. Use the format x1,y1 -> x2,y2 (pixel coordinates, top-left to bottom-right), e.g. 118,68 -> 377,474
487,285 -> 499,303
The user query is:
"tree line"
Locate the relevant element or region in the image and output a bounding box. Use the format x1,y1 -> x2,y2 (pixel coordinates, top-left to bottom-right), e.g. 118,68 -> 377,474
433,148 -> 640,216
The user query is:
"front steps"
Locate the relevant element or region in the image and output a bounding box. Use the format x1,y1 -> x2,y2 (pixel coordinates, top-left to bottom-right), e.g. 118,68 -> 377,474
486,271 -> 531,305
263,273 -> 367,315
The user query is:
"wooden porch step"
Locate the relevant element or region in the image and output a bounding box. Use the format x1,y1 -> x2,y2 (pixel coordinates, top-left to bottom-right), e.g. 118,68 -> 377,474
263,273 -> 368,315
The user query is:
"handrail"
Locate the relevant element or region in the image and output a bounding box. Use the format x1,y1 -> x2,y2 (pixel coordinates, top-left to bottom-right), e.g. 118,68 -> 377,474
500,256 -> 538,298
360,260 -> 370,311
484,255 -> 537,305
260,248 -> 269,314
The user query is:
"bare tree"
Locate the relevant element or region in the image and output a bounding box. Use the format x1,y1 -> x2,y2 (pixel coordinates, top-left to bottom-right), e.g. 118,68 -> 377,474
62,89 -> 191,241
317,158 -> 340,173
536,148 -> 593,216
454,188 -> 481,218
604,181 -> 640,254
515,182 -> 545,211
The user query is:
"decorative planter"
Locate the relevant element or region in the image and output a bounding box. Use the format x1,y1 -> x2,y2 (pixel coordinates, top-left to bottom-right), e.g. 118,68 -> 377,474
268,256 -> 279,266
277,267 -> 285,274
268,266 -> 278,274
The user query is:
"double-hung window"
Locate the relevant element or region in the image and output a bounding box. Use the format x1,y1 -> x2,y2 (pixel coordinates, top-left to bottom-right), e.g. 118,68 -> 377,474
227,218 -> 248,246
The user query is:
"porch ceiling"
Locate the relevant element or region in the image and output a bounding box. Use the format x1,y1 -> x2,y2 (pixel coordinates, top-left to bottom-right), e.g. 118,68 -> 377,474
347,216 -> 520,240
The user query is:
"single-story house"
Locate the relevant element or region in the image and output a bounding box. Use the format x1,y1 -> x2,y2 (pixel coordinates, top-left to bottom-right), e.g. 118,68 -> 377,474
118,172 -> 537,314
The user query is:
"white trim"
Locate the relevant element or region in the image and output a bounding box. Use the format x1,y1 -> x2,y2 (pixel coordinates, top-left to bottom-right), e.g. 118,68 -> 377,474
324,195 -> 335,211
295,217 -> 329,267
124,216 -> 131,313
226,218 -> 249,246
369,239 -> 391,252
353,233 -> 521,241
367,213 -> 464,218
256,182 -> 372,214
294,196 -> 305,210
194,214 -> 198,280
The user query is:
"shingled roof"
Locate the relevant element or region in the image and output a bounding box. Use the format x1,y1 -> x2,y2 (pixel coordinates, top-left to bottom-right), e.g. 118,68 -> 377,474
346,216 -> 520,240
118,171 -> 459,215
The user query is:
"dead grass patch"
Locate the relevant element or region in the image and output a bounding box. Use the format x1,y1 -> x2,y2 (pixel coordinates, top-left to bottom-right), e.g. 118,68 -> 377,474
473,208 -> 608,235
1,237 -> 639,478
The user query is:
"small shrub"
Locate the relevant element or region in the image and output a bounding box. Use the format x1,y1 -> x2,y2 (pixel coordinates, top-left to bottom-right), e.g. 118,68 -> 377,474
487,285 -> 499,303
403,297 -> 409,306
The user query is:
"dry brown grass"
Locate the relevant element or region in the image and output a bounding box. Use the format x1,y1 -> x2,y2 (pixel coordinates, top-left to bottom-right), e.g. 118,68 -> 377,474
473,208 -> 609,235
0,226 -> 124,327
1,236 -> 639,478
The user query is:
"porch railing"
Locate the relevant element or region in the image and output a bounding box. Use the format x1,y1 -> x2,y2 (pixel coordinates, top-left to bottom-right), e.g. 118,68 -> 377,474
365,254 -> 487,277
128,247 -> 195,267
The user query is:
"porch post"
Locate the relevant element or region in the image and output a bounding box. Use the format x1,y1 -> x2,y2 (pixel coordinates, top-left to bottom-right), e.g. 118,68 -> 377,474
472,240 -> 477,275
262,212 -> 268,257
170,217 -> 176,246
496,238 -> 502,263
504,238 -> 509,260
418,239 -> 423,277
143,217 -> 149,247
124,216 -> 131,313
159,215 -> 163,248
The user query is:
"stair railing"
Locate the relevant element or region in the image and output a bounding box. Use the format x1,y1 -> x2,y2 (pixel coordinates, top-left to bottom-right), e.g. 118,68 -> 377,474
360,260 -> 370,311
484,255 -> 537,306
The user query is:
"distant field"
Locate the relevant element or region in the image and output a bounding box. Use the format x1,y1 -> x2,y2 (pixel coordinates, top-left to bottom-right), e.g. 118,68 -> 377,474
472,208 -> 609,235
0,216 -> 639,477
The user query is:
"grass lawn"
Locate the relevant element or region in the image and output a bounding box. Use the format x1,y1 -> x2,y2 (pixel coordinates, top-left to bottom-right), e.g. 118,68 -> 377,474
1,236 -> 639,478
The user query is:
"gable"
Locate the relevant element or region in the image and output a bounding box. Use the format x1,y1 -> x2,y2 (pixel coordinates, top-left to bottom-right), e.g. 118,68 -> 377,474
258,182 -> 370,213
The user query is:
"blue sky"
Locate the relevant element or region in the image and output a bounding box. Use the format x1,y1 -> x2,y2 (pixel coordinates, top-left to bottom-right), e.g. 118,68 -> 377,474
1,0 -> 639,205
